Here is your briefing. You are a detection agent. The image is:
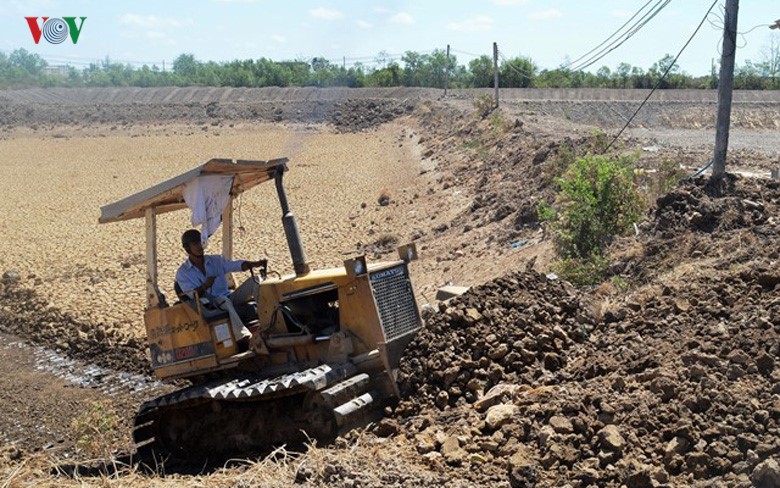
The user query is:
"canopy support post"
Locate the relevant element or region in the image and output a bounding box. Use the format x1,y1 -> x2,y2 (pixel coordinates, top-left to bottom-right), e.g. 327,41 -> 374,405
222,197 -> 233,260
145,208 -> 161,308
222,197 -> 237,289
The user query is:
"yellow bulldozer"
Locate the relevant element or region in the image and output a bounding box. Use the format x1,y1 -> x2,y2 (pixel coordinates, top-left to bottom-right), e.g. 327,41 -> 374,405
99,158 -> 421,458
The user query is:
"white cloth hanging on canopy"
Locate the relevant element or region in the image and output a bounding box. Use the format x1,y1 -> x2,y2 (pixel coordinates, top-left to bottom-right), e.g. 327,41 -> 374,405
182,174 -> 234,247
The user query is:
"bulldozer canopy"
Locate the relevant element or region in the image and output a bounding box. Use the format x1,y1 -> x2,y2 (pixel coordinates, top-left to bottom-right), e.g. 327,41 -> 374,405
99,158 -> 288,224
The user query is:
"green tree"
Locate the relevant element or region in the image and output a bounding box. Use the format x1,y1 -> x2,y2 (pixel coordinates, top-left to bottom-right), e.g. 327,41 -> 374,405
401,50 -> 424,86
8,48 -> 47,78
375,50 -> 392,69
221,60 -> 255,87
735,60 -> 765,89
499,56 -> 536,87
614,62 -> 632,88
596,66 -> 611,87
648,54 -> 678,88
278,60 -> 310,86
172,53 -> 199,77
257,57 -> 292,86
536,68 -> 574,88
368,62 -> 402,86
9,48 -> 46,74
427,49 -> 453,88
468,55 -> 494,87
310,57 -> 335,86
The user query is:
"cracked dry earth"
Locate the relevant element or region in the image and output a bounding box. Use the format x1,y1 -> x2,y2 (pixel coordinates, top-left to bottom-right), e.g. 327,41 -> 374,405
0,88 -> 779,487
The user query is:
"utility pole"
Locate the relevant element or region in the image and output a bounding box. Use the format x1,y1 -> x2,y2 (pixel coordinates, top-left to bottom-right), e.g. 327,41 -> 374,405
444,44 -> 450,96
493,42 -> 499,109
773,19 -> 780,180
712,0 -> 739,178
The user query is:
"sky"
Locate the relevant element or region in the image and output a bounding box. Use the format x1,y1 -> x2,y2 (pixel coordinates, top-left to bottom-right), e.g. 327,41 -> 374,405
1,0 -> 778,76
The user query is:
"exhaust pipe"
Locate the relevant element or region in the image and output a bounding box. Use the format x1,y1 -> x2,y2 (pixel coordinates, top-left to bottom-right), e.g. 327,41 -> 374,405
274,166 -> 310,276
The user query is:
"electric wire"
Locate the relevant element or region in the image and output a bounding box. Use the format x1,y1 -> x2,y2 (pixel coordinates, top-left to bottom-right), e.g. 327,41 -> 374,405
566,0 -> 673,73
740,23 -> 773,35
707,11 -> 724,31
562,0 -> 672,72
602,0 -> 721,153
560,0 -> 657,70
497,49 -> 534,83
570,1 -> 672,72
450,48 -> 485,58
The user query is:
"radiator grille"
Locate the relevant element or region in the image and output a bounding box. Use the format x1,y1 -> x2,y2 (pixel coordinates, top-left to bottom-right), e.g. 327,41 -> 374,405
370,264 -> 420,340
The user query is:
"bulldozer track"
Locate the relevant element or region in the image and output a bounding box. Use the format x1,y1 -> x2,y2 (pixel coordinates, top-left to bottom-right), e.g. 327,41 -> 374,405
133,362 -> 385,460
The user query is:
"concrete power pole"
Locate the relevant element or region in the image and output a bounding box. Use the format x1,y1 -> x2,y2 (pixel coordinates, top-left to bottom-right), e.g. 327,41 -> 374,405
493,42 -> 499,109
712,0 -> 739,178
444,44 -> 450,97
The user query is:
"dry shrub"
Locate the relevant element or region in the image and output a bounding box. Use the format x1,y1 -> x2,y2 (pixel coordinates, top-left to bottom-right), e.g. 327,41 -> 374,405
375,233 -> 399,248
71,400 -> 121,461
472,94 -> 495,119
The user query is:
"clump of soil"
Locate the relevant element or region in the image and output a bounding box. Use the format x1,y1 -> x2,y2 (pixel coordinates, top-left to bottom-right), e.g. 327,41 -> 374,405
397,271 -> 594,413
617,173 -> 780,284
329,99 -> 415,132
390,174 -> 780,487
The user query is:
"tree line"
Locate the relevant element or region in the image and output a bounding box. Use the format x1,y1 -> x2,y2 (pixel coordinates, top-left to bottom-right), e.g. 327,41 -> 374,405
1,44 -> 779,90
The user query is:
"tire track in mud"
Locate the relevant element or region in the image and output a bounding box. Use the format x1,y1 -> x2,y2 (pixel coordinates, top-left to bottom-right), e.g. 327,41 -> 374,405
18,339 -> 164,395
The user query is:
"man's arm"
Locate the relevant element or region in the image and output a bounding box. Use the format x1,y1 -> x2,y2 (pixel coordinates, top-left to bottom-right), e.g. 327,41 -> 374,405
216,255 -> 267,273
176,268 -> 214,298
219,256 -> 248,274
241,259 -> 268,271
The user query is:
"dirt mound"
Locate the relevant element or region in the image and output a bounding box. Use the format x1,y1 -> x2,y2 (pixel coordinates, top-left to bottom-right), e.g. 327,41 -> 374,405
0,281 -> 149,375
397,271 -> 594,412
412,103 -> 618,246
388,175 -> 780,486
329,99 -> 416,132
651,174 -> 776,236
619,174 -> 780,285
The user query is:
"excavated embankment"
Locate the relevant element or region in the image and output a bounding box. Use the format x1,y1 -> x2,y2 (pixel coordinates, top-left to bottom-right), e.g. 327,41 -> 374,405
391,175 -> 780,487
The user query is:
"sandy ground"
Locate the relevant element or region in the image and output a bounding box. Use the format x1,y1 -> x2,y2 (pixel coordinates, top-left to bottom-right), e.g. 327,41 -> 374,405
0,122 -> 432,336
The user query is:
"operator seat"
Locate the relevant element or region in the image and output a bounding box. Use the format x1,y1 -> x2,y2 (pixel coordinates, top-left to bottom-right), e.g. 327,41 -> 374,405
173,280 -> 229,321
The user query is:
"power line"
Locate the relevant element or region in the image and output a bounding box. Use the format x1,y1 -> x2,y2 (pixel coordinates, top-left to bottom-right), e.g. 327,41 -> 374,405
562,0 -> 657,70
566,0 -> 673,73
450,47 -> 486,58
740,23 -> 772,35
497,49 -> 534,82
311,49 -> 436,67
707,11 -> 725,31
603,0 -> 720,153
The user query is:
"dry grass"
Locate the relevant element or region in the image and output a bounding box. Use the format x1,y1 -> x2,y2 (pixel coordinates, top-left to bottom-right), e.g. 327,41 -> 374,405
1,432 -> 450,487
1,445 -> 299,487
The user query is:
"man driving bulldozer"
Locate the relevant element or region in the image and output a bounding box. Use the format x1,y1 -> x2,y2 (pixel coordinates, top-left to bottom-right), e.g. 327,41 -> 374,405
176,229 -> 266,351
